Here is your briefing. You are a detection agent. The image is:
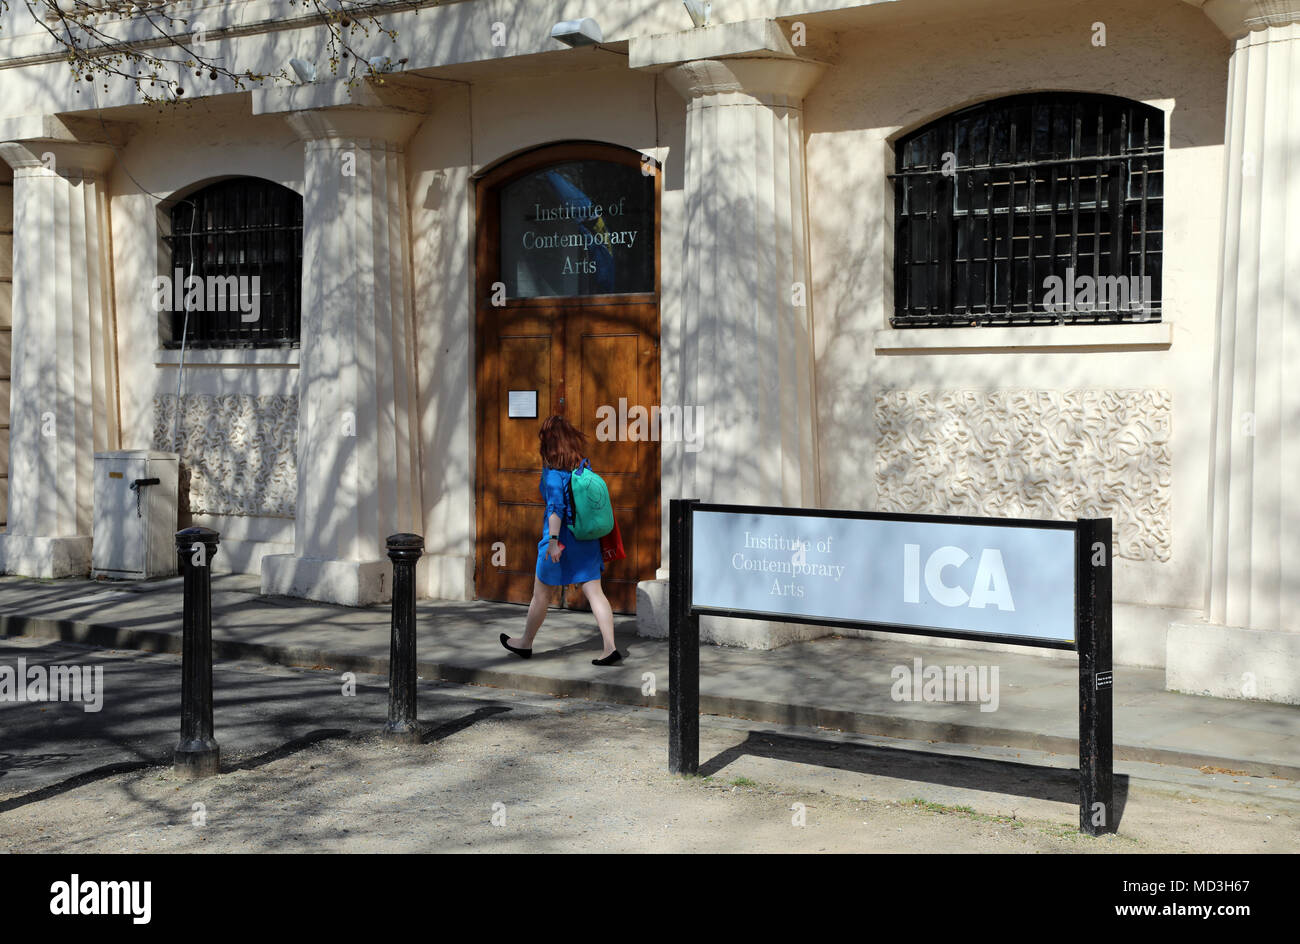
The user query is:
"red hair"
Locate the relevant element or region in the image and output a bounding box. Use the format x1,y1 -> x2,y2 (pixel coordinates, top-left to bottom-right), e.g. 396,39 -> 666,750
539,414 -> 586,471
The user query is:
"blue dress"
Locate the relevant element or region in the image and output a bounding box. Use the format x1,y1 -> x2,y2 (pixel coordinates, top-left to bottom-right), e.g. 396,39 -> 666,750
535,466 -> 604,586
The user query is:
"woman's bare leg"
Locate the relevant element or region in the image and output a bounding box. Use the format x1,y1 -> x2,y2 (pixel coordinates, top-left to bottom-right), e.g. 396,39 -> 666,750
509,577 -> 552,650
581,578 -> 617,657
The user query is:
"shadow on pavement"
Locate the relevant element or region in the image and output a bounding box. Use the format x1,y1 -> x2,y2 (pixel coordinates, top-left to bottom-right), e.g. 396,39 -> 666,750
1,729 -> 352,814
227,728 -> 352,771
700,730 -> 1130,827
0,704 -> 522,814
421,705 -> 512,744
0,759 -> 163,814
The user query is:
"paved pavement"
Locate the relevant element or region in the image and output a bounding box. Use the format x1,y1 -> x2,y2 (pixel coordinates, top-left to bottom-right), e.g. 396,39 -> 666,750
0,637 -> 518,802
3,638 -> 1297,853
0,573 -> 1296,779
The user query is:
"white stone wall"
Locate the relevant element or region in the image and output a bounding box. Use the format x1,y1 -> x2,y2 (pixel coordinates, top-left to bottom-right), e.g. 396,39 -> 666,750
1,0 -> 1292,696
873,389 -> 1173,563
108,110 -> 304,574
4,1 -> 1235,620
805,0 -> 1229,665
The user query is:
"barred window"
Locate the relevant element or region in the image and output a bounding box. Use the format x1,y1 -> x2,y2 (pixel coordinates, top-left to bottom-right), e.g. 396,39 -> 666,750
163,178 -> 303,348
891,93 -> 1164,327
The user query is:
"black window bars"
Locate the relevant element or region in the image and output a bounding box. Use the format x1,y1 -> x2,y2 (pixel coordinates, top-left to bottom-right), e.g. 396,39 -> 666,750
164,177 -> 303,348
891,93 -> 1164,327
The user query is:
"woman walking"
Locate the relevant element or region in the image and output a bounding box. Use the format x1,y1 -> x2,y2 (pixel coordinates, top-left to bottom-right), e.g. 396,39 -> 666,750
501,414 -> 622,666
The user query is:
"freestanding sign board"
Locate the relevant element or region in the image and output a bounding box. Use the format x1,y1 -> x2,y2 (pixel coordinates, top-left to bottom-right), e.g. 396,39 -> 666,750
668,499 -> 1115,835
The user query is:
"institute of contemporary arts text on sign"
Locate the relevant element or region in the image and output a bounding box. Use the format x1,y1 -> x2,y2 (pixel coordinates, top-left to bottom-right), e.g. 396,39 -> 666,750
690,511 -> 1076,644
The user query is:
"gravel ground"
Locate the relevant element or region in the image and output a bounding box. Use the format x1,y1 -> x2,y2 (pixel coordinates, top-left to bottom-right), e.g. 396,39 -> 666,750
1,647 -> 1295,853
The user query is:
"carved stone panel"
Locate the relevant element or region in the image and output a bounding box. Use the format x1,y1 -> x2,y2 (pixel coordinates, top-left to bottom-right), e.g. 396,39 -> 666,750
153,394 -> 298,518
874,389 -> 1172,561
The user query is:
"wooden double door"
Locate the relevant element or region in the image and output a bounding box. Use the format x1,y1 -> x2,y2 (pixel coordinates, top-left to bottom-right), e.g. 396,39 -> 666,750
474,143 -> 661,614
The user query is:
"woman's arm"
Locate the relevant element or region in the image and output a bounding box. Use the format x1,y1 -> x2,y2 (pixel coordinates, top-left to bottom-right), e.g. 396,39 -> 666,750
546,512 -> 562,562
542,471 -> 569,525
542,469 -> 566,562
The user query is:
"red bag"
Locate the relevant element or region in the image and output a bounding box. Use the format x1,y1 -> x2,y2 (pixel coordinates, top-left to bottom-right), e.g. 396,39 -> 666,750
600,515 -> 626,563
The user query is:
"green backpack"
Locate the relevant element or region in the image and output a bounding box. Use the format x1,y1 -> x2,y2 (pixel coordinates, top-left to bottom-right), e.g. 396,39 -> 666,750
567,458 -> 614,540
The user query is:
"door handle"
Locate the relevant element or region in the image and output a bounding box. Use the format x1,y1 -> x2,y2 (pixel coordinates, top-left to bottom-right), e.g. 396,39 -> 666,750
128,477 -> 161,519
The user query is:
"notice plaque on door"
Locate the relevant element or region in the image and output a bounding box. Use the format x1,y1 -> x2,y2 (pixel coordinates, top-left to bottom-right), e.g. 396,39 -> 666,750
508,390 -> 538,418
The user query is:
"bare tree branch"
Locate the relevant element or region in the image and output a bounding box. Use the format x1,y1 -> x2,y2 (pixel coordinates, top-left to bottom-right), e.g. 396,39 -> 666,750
1,0 -> 423,105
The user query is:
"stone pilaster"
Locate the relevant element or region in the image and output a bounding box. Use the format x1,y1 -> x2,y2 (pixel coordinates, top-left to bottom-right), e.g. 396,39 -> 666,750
259,108 -> 423,606
632,22 -> 826,648
666,56 -> 824,511
0,141 -> 119,578
1171,1 -> 1300,703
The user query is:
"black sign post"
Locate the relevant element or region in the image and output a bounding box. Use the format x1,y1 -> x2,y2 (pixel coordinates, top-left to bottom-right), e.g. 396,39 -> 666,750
174,526 -> 221,779
667,499 -> 1115,835
383,532 -> 425,744
1076,517 -> 1114,836
668,499 -> 699,775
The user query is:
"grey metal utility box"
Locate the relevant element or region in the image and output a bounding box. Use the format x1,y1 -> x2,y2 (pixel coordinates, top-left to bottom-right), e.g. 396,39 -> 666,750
92,451 -> 180,579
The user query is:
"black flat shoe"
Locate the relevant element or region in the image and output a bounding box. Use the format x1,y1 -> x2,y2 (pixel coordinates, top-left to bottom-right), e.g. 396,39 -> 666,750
592,650 -> 622,666
500,633 -> 532,659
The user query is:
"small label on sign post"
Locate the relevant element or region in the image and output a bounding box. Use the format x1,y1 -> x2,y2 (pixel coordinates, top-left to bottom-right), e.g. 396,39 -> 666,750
1095,671 -> 1113,690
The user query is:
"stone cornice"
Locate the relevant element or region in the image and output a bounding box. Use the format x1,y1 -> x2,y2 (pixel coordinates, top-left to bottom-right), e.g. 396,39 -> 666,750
664,57 -> 826,105
253,75 -> 435,118
283,106 -> 424,147
631,18 -> 799,71
633,18 -> 825,104
0,140 -> 116,175
0,113 -> 133,163
260,75 -> 430,147
1201,0 -> 1300,39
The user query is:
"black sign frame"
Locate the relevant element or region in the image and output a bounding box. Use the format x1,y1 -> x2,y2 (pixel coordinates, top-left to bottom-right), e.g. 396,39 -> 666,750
667,498 -> 1115,836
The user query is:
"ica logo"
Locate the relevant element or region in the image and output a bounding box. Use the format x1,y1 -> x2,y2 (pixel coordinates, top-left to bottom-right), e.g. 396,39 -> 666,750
903,544 -> 1015,611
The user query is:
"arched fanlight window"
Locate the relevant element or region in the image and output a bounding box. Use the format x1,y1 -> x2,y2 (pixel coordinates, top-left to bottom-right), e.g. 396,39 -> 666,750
495,156 -> 656,300
163,177 -> 303,347
892,93 -> 1164,326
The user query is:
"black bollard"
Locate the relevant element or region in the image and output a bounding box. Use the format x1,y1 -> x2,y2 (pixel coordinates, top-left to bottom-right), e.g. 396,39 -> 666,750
174,527 -> 221,778
383,533 -> 425,743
